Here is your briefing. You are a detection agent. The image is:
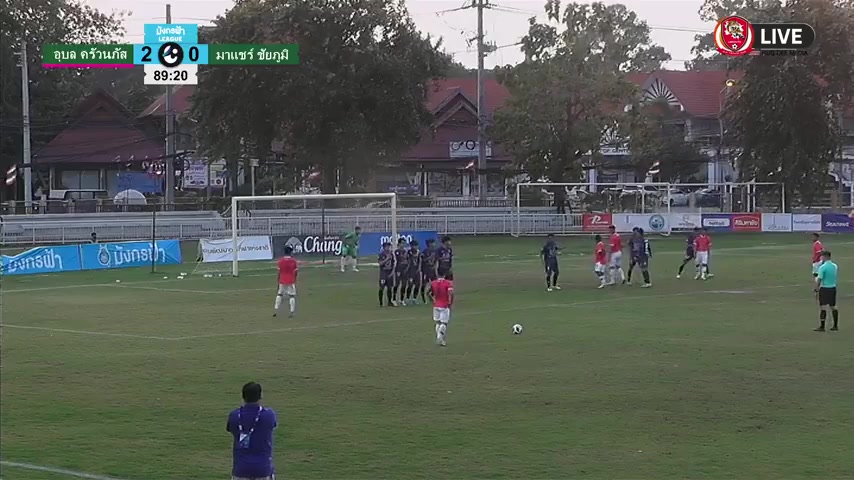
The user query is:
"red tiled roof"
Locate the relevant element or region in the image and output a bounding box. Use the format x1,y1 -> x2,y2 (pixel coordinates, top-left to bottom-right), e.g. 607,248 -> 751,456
138,85 -> 196,118
425,77 -> 510,114
644,70 -> 745,118
36,90 -> 164,165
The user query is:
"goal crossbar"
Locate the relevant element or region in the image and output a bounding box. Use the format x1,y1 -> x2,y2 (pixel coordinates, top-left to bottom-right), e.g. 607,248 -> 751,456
230,193 -> 398,276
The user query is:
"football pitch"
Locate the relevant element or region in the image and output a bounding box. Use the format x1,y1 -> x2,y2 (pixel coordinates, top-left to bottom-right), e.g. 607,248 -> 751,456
1,233 -> 852,479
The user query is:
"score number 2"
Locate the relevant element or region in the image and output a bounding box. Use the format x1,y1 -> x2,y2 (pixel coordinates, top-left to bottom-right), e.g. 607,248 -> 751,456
137,45 -> 201,64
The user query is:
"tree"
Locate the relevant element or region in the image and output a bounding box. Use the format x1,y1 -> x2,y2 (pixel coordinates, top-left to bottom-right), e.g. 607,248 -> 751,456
718,0 -> 854,209
624,100 -> 709,182
687,0 -> 785,71
0,0 -> 124,199
491,1 -> 670,209
728,58 -> 841,208
190,0 -> 451,193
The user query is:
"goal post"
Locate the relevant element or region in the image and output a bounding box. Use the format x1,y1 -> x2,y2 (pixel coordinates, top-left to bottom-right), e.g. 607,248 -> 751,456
229,193 -> 398,277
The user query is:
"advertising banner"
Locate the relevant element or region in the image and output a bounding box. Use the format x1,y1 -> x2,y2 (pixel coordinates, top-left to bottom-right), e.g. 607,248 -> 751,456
80,240 -> 182,270
731,213 -> 762,232
669,213 -> 702,231
273,231 -> 439,258
792,214 -> 822,232
821,213 -> 854,233
198,236 -> 273,263
701,214 -> 733,232
611,213 -> 670,233
582,213 -> 612,232
1,245 -> 82,276
761,213 -> 792,232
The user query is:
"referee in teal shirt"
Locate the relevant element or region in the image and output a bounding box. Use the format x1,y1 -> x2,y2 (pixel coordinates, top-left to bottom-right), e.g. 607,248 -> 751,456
814,250 -> 839,331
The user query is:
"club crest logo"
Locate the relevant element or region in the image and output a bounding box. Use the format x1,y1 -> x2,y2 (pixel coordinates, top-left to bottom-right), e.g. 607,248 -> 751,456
714,16 -> 754,56
648,214 -> 666,231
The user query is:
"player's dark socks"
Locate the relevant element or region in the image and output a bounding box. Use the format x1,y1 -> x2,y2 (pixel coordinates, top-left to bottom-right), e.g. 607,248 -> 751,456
642,270 -> 650,284
386,287 -> 394,306
378,289 -> 384,306
420,285 -> 427,302
552,273 -> 559,286
832,310 -> 839,329
627,264 -> 635,281
546,275 -> 552,288
678,262 -> 687,275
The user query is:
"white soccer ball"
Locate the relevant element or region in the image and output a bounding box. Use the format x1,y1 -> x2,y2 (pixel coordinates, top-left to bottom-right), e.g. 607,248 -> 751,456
512,324 -> 523,335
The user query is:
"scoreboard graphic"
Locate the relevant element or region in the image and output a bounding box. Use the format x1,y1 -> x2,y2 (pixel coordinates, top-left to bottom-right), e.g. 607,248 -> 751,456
42,24 -> 299,85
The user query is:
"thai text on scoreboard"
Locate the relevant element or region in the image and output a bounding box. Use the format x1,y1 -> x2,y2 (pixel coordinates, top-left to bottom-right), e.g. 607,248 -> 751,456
41,23 -> 299,85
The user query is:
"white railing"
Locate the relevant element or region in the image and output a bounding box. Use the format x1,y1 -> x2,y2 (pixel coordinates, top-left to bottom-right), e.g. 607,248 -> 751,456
0,213 -> 590,245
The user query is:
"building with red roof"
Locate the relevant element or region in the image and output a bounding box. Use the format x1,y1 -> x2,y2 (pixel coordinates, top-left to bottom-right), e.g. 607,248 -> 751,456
133,70 -> 853,198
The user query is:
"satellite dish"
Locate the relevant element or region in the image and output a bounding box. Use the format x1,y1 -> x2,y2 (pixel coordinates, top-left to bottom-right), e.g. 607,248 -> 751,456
113,189 -> 147,206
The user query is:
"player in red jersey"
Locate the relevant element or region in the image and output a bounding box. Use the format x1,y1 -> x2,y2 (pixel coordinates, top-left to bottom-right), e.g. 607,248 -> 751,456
693,228 -> 712,280
607,225 -> 626,285
811,233 -> 824,277
594,234 -> 607,289
274,246 -> 298,318
431,273 -> 454,347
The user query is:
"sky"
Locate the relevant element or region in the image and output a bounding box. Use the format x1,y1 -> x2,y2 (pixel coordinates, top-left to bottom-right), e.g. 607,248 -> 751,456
84,0 -> 715,71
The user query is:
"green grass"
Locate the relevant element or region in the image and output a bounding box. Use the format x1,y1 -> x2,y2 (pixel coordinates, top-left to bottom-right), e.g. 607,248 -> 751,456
1,233 -> 853,479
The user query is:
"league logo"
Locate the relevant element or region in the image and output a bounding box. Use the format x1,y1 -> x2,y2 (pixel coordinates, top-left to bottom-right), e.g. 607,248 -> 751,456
714,16 -> 755,56
157,42 -> 184,67
648,214 -> 666,232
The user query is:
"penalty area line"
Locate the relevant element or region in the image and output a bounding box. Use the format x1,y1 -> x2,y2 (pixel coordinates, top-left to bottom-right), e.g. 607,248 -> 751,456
0,460 -> 130,480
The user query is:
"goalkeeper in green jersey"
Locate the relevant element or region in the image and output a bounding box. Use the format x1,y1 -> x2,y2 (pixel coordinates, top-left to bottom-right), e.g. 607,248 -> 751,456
340,226 -> 362,272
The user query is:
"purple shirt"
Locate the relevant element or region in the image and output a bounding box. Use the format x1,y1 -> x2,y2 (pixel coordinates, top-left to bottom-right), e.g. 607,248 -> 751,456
226,403 -> 278,477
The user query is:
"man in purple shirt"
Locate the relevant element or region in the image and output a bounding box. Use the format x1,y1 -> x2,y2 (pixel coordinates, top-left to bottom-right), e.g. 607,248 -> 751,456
227,382 -> 278,480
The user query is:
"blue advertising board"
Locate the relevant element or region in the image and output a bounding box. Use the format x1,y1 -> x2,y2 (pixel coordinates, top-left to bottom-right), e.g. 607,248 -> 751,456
79,240 -> 182,270
115,172 -> 162,194
821,213 -> 854,233
272,231 -> 438,258
360,231 -> 439,254
1,245 -> 83,276
701,214 -> 733,232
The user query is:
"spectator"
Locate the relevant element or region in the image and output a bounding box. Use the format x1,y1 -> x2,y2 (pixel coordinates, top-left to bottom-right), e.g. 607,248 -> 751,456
227,382 -> 278,480
91,232 -> 98,243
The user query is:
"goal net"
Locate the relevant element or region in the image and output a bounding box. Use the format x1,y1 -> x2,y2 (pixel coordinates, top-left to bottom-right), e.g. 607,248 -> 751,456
512,182 -> 673,237
192,193 -> 399,277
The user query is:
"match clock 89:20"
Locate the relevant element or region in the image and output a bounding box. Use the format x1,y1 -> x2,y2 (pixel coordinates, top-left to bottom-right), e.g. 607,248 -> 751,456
151,69 -> 189,82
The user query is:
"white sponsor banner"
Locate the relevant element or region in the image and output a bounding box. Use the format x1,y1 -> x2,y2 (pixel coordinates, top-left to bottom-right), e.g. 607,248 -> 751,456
762,213 -> 792,232
792,214 -> 822,232
669,213 -> 702,231
449,141 -> 492,158
612,213 -> 670,233
199,236 -> 273,263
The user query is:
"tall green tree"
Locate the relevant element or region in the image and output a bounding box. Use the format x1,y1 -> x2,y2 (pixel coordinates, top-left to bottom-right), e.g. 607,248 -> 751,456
624,100 -> 708,182
720,0 -> 854,209
0,0 -> 123,199
191,0 -> 451,193
491,1 -> 670,206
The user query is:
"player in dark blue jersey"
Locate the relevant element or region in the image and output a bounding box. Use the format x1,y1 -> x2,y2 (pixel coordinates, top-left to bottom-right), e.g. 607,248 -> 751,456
404,240 -> 422,305
626,228 -> 652,287
392,237 -> 410,305
436,235 -> 453,277
677,227 -> 699,279
378,242 -> 395,306
541,233 -> 561,291
420,238 -> 438,302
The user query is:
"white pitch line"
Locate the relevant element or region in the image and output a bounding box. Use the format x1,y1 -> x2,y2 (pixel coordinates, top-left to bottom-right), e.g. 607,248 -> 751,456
3,281 -> 827,342
0,324 -> 171,340
0,461 -> 130,480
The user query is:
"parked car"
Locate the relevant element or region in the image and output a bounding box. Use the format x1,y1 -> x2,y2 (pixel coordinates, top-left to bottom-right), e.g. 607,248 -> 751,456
666,187 -> 691,207
619,184 -> 662,199
694,187 -> 723,207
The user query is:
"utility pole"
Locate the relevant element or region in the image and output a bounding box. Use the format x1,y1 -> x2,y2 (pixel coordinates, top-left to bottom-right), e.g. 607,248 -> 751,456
475,0 -> 488,202
20,40 -> 33,211
164,3 -> 176,207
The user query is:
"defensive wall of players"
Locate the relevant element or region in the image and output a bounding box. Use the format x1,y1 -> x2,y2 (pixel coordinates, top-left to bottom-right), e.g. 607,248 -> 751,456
3,212 -> 854,276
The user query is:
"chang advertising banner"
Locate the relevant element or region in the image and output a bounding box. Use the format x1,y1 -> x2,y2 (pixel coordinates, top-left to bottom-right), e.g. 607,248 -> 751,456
761,213 -> 792,232
821,213 -> 854,233
273,231 -> 439,258
669,213 -> 702,231
198,236 -> 273,263
611,214 -> 670,234
1,245 -> 82,276
701,214 -> 733,232
792,214 -> 822,232
79,240 -> 182,270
